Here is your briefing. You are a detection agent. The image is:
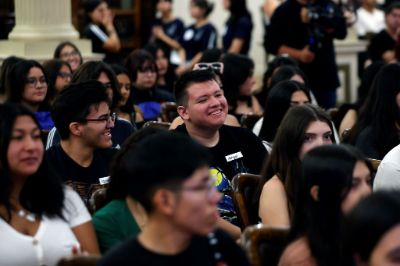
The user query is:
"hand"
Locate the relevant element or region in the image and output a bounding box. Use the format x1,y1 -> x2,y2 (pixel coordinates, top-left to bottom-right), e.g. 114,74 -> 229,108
102,8 -> 115,30
152,26 -> 165,39
299,45 -> 315,63
300,7 -> 311,24
382,50 -> 396,63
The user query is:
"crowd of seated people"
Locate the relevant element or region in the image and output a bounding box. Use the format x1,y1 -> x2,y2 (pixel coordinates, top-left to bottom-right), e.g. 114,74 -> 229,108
1,0 -> 400,264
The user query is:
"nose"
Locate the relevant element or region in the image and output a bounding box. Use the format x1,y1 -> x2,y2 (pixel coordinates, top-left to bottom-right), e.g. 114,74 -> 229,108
210,188 -> 222,204
24,136 -> 40,151
106,119 -> 115,129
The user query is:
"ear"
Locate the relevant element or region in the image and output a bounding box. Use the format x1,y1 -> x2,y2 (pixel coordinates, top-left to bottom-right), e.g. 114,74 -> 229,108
69,122 -> 82,137
177,105 -> 189,121
310,185 -> 319,202
152,189 -> 177,216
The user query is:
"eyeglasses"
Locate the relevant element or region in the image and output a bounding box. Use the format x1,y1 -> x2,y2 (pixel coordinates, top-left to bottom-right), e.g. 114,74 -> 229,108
181,177 -> 217,200
26,77 -> 47,87
138,67 -> 157,74
58,72 -> 73,80
193,62 -> 223,74
60,51 -> 79,59
81,112 -> 117,124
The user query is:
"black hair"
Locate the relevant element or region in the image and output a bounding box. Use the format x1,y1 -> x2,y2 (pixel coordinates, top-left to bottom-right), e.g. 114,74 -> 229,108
292,144 -> 371,266
5,59 -> 51,111
51,80 -> 110,139
83,0 -> 103,13
256,55 -> 299,109
107,127 -> 168,200
385,1 -> 400,14
42,59 -> 72,102
199,48 -> 224,63
355,60 -> 385,109
227,0 -> 252,24
269,65 -> 309,90
259,80 -> 311,143
71,61 -> 121,110
124,49 -> 158,82
221,53 -> 254,111
0,56 -> 23,95
174,69 -> 219,106
344,191 -> 400,264
0,103 -> 64,222
192,0 -> 214,17
344,63 -> 400,159
121,131 -> 211,212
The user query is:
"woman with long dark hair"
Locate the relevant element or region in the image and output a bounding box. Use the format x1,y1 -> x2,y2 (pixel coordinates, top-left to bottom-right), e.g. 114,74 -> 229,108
279,144 -> 372,266
0,103 -> 99,265
257,104 -> 334,227
222,0 -> 253,55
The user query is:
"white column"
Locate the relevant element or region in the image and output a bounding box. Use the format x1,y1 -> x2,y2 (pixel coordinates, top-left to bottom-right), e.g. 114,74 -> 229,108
0,0 -> 103,63
8,0 -> 79,40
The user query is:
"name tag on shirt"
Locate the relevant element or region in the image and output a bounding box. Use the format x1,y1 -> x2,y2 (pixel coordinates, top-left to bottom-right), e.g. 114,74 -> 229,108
225,152 -> 243,162
99,176 -> 110,185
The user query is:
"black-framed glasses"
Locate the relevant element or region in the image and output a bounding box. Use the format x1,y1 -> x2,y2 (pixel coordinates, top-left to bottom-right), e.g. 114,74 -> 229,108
81,112 -> 117,124
58,72 -> 73,79
26,76 -> 47,87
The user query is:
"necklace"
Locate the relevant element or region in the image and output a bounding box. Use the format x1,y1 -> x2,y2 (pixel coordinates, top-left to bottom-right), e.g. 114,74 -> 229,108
17,209 -> 36,222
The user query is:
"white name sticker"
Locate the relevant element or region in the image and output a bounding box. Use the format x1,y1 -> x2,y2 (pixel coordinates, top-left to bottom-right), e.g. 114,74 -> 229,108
99,176 -> 110,185
225,152 -> 243,162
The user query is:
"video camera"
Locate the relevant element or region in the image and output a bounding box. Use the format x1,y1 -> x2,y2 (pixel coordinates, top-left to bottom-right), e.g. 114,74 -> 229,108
306,0 -> 343,52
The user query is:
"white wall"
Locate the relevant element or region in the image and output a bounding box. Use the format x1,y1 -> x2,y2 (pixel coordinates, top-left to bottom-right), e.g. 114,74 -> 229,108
173,0 -> 267,82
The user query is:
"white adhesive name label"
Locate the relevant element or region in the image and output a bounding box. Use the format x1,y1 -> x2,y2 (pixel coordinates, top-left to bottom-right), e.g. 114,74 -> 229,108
225,152 -> 243,162
99,176 -> 110,185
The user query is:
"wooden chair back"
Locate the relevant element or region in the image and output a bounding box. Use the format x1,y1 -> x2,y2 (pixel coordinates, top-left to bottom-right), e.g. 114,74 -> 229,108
241,224 -> 290,266
232,173 -> 262,229
57,255 -> 100,266
142,120 -> 171,129
160,102 -> 178,122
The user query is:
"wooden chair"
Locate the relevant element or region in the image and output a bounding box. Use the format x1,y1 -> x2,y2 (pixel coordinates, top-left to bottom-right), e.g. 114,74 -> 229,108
232,173 -> 262,229
240,114 -> 262,129
142,120 -> 171,129
57,255 -> 100,266
241,224 -> 290,266
160,102 -> 178,122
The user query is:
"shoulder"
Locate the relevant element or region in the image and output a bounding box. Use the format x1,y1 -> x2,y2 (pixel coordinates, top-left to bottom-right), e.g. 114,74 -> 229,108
374,145 -> 400,191
279,237 -> 317,266
262,175 -> 286,196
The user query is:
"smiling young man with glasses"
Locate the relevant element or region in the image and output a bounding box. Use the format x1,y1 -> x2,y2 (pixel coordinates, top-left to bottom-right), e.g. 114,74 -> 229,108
99,132 -> 250,266
45,80 -> 118,206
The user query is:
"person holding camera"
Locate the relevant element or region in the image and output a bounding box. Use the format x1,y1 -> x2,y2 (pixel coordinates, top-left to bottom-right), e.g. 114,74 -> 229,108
265,0 -> 347,109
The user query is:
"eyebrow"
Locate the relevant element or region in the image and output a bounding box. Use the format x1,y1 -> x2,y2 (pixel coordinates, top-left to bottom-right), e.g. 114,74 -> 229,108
387,247 -> 400,259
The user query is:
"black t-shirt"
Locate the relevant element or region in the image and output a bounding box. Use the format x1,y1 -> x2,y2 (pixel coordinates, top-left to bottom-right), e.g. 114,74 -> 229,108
368,30 -> 395,62
223,16 -> 253,55
45,144 -> 117,205
265,0 -> 347,92
176,125 -> 267,180
99,229 -> 250,266
181,23 -> 217,61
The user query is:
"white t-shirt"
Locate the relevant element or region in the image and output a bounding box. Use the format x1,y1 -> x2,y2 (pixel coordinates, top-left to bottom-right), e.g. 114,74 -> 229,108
0,187 -> 91,266
374,144 -> 400,191
354,7 -> 385,37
